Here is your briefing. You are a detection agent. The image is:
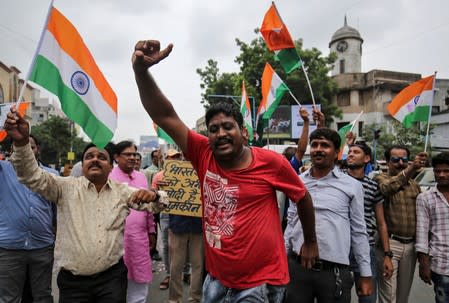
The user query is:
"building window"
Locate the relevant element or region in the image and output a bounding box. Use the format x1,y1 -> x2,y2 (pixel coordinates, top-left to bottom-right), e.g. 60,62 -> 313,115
337,91 -> 350,107
339,59 -> 345,74
432,106 -> 440,114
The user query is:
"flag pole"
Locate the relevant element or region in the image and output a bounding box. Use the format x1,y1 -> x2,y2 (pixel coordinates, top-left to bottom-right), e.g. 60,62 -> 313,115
288,90 -> 301,106
424,71 -> 437,153
349,110 -> 364,132
300,62 -> 316,107
16,0 -> 54,108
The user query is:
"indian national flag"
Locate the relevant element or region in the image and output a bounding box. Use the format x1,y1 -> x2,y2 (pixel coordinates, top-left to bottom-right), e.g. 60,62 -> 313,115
240,81 -> 254,141
337,111 -> 363,160
259,63 -> 289,120
153,123 -> 175,145
30,7 -> 117,148
260,3 -> 301,74
387,75 -> 435,128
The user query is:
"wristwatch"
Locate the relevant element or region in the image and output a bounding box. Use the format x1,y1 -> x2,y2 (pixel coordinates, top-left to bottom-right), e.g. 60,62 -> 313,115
384,250 -> 393,258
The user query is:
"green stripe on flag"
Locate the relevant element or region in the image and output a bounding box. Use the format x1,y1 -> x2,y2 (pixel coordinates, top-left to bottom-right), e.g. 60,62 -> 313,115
262,83 -> 289,120
402,106 -> 430,128
338,123 -> 353,150
274,48 -> 301,74
157,126 -> 175,145
30,56 -> 113,148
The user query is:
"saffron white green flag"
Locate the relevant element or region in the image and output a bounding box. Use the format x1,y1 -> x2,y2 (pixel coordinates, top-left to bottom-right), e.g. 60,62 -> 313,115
387,75 -> 435,128
259,63 -> 289,121
240,81 -> 254,141
337,111 -> 363,160
30,7 -> 117,148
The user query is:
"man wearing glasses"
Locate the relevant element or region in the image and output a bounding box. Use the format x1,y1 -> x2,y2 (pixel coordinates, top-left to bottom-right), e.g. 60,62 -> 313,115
374,146 -> 427,303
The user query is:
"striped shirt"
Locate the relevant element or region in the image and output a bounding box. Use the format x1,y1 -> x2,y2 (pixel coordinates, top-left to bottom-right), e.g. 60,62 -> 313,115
416,187 -> 449,275
349,175 -> 384,245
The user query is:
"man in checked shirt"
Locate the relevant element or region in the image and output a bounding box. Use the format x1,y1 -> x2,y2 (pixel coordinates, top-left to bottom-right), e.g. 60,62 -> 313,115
416,152 -> 449,303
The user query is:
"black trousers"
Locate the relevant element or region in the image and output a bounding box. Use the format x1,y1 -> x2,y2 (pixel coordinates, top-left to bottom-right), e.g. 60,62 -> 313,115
57,258 -> 127,303
285,254 -> 353,303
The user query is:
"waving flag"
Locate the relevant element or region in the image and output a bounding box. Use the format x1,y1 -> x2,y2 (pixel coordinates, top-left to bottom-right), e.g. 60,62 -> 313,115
260,63 -> 289,120
387,75 -> 435,128
240,81 -> 254,141
29,7 -> 117,148
337,111 -> 363,160
153,123 -> 175,145
260,3 -> 301,74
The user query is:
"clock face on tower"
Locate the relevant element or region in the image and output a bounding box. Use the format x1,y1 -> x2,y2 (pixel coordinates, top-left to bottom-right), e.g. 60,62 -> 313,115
336,40 -> 348,52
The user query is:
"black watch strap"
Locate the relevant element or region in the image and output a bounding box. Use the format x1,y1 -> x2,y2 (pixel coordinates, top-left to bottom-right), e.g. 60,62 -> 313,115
384,250 -> 393,258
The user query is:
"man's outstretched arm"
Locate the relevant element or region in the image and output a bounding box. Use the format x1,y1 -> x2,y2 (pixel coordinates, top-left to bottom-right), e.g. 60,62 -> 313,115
132,40 -> 189,153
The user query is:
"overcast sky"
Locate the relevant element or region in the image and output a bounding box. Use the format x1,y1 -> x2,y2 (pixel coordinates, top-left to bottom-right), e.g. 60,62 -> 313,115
1,0 -> 448,144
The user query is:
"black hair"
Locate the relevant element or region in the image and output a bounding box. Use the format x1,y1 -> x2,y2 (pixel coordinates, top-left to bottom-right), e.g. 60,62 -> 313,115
114,140 -> 137,156
309,128 -> 341,151
205,102 -> 243,128
384,145 -> 410,162
349,143 -> 372,159
29,134 -> 39,147
151,149 -> 159,159
135,152 -> 142,160
81,142 -> 115,165
432,152 -> 449,167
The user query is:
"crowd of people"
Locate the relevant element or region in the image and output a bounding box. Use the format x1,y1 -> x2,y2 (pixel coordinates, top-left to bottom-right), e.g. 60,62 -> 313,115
0,38 -> 447,303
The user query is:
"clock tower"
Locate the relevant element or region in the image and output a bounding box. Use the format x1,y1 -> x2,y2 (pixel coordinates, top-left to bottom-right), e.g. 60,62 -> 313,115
329,16 -> 363,76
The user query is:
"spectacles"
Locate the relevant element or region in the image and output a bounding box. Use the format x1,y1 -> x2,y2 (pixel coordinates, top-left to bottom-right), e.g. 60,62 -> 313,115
120,152 -> 138,158
390,156 -> 408,164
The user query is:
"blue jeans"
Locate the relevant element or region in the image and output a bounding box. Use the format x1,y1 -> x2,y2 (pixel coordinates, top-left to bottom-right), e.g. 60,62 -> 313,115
350,245 -> 377,303
202,274 -> 286,303
431,272 -> 449,303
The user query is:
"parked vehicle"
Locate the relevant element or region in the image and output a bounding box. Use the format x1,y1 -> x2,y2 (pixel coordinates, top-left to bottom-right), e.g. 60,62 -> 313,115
414,167 -> 436,192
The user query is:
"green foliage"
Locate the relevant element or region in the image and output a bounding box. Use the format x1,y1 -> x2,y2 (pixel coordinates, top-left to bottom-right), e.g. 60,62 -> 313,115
31,116 -> 87,167
196,29 -> 341,125
362,120 -> 434,161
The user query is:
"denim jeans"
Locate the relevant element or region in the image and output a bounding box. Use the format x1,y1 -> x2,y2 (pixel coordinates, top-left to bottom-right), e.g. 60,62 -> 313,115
350,245 -> 377,303
202,274 -> 286,303
431,272 -> 449,303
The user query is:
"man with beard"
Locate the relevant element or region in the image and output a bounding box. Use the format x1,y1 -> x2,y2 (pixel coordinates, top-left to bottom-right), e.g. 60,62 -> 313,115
346,141 -> 393,303
284,128 -> 372,303
374,146 -> 427,303
4,107 -> 166,303
415,152 -> 449,303
132,39 -> 318,303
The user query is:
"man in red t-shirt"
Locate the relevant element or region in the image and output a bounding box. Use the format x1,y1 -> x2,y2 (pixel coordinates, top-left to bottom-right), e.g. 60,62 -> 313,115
132,39 -> 318,302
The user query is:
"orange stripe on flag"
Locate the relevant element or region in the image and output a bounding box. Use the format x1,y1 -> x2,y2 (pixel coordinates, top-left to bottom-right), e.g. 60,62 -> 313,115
387,75 -> 434,116
47,8 -> 117,113
0,102 -> 30,142
260,4 -> 295,51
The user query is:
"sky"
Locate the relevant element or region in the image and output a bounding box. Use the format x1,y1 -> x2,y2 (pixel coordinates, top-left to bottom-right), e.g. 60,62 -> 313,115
1,0 -> 448,145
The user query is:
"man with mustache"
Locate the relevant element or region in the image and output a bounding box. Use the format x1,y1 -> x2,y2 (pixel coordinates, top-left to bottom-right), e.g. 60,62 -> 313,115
132,39 -> 318,303
415,152 -> 449,303
374,146 -> 427,303
4,107 -> 167,303
284,128 -> 372,303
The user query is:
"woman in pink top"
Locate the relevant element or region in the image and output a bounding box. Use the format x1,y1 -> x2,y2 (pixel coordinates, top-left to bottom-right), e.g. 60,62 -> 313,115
109,141 -> 156,303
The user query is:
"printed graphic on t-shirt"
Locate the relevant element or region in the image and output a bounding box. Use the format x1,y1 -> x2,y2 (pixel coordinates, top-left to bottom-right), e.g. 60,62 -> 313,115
203,170 -> 238,249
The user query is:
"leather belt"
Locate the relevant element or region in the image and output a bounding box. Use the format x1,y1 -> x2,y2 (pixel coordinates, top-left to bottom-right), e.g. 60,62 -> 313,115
389,233 -> 415,244
289,253 -> 348,271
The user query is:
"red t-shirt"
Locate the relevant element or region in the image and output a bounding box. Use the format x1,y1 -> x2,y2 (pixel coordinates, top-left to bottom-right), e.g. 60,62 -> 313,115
185,130 -> 306,288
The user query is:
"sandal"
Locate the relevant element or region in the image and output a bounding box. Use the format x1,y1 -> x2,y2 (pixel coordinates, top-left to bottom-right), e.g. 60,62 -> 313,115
159,276 -> 170,290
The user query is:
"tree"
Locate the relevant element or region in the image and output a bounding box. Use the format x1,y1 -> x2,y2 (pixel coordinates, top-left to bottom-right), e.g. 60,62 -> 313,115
362,120 -> 434,162
197,29 -> 341,124
31,116 -> 87,167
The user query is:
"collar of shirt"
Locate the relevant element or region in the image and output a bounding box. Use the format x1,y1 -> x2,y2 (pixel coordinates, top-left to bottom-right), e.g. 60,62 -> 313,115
302,166 -> 343,179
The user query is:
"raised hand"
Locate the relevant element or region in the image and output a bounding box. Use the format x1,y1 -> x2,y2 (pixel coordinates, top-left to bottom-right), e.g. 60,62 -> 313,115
132,40 -> 173,74
299,107 -> 309,122
4,105 -> 30,146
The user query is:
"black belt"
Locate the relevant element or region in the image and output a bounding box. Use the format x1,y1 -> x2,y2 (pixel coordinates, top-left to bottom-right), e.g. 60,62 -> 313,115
289,253 -> 348,271
389,233 -> 415,244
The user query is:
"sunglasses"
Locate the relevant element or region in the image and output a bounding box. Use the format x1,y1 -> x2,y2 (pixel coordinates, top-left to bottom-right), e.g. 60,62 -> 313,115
390,156 -> 408,164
